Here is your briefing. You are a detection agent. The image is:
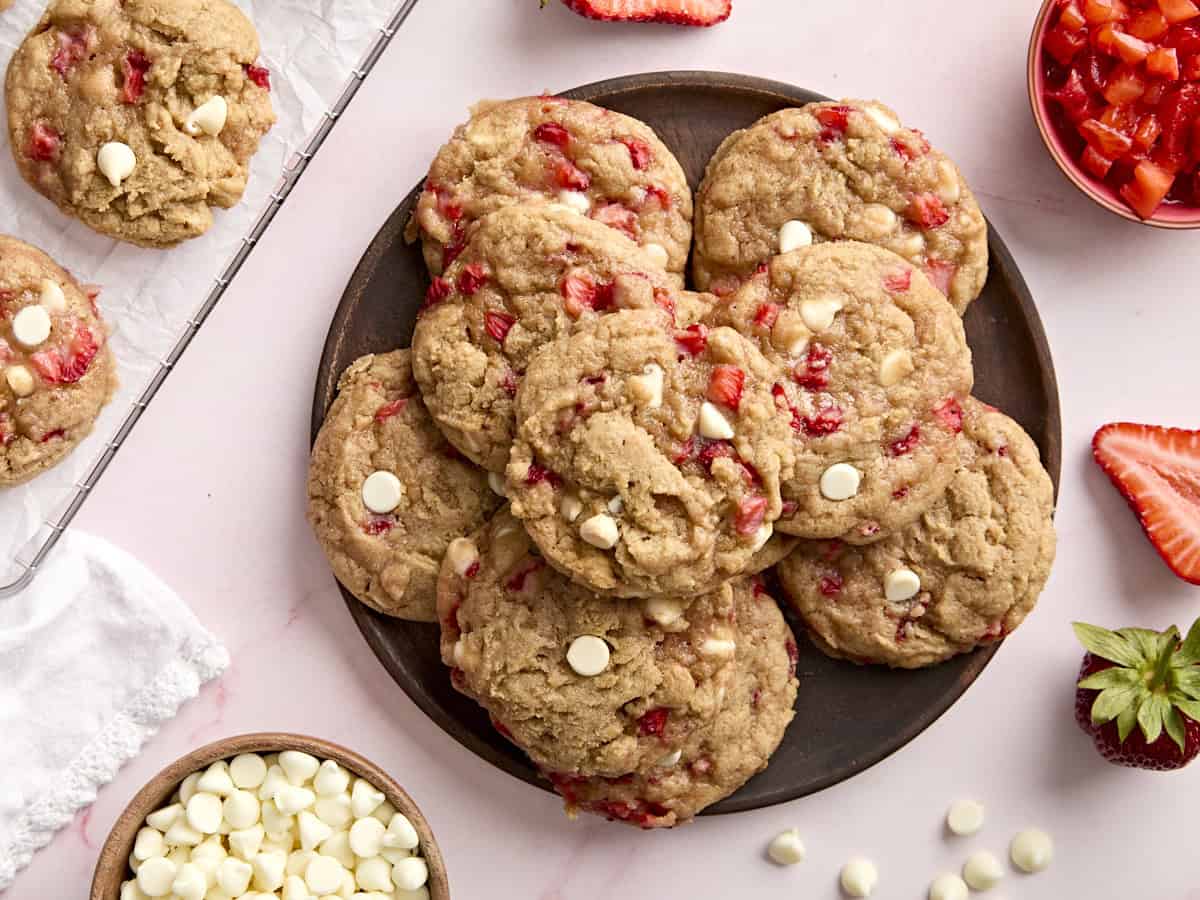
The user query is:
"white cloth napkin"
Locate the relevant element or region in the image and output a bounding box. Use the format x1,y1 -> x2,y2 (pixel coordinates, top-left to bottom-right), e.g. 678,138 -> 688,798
0,532 -> 228,889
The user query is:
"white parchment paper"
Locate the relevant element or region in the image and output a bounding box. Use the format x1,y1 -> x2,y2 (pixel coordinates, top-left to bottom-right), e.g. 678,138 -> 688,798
0,0 -> 396,566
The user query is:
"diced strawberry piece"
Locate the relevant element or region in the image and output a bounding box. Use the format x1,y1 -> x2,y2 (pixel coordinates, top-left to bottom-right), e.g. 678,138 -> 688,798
433,186 -> 463,222
814,105 -> 851,137
1100,102 -> 1137,132
1102,65 -> 1146,104
1080,145 -> 1116,178
1134,114 -> 1163,150
672,435 -> 697,465
794,343 -> 832,390
818,572 -> 843,597
1092,22 -> 1120,54
620,138 -> 652,169
1059,0 -> 1088,30
443,223 -> 467,269
1147,46 -> 1180,80
697,439 -> 734,473
1120,159 -> 1175,217
933,397 -> 964,433
524,463 -> 562,488
641,184 -> 672,210
121,50 -> 151,104
674,324 -> 708,356
556,160 -> 591,191
652,287 -> 676,323
1153,83 -> 1200,168
735,495 -> 768,536
1112,30 -> 1154,63
39,429 -> 65,443
50,27 -> 93,78
1079,117 -> 1134,156
753,303 -> 780,330
29,323 -> 99,384
26,123 -> 61,162
363,517 -> 394,536
464,560 -> 481,579
534,122 -> 571,148
772,383 -> 804,433
1163,21 -> 1200,54
590,202 -> 638,240
707,365 -> 745,411
1129,7 -> 1170,38
1046,24 -> 1089,64
456,264 -> 488,296
244,64 -> 271,90
883,269 -> 912,293
559,0 -> 732,26
424,277 -> 452,310
889,424 -> 921,456
906,193 -> 950,228
803,405 -> 844,437
1145,80 -> 1169,107
1083,0 -> 1125,24
1159,0 -> 1200,24
501,369 -> 519,396
637,708 -> 669,736
374,398 -> 407,423
559,271 -> 614,317
505,558 -> 544,592
484,311 -> 516,344
924,259 -> 957,296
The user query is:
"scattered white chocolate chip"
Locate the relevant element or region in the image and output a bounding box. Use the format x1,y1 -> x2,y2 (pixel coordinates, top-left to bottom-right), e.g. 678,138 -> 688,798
767,828 -> 806,866
819,463 -> 862,501
178,772 -> 201,804
351,778 -> 385,818
223,790 -> 260,830
778,219 -> 813,253
358,855 -> 394,891
884,568 -> 921,604
252,850 -> 286,891
12,305 -> 51,348
229,824 -> 264,859
861,203 -> 898,237
863,105 -> 900,134
258,765 -> 288,802
699,637 -> 736,658
197,762 -> 234,796
840,857 -> 879,897
185,793 -> 223,834
643,242 -> 669,268
772,310 -> 811,356
607,495 -> 624,515
392,856 -> 429,892
800,297 -> 844,332
567,634 -> 610,676
273,784 -> 315,816
879,348 -> 915,386
349,816 -> 387,858
145,804 -> 182,833
6,365 -> 35,397
445,537 -> 480,577
962,850 -> 1004,891
320,828 -> 356,867
487,471 -> 507,497
304,853 -> 345,894
627,363 -> 664,409
163,818 -> 202,847
229,754 -> 267,790
657,749 -> 682,768
39,279 -> 67,313
895,229 -> 926,257
579,513 -> 620,549
217,856 -> 252,895
384,812 -> 420,850
698,401 -> 735,440
314,791 -> 352,829
928,872 -> 968,900
1010,827 -> 1053,873
946,798 -> 985,836
936,159 -> 961,205
556,189 -> 591,215
136,856 -> 177,897
362,470 -> 404,514
313,760 -> 350,797
184,95 -> 228,136
560,493 -> 583,523
97,141 -> 136,187
170,862 -> 205,900
133,827 -> 165,861
643,595 -> 684,627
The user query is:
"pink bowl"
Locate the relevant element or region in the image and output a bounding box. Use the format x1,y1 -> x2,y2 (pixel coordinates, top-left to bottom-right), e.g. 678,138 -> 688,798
1028,0 -> 1200,228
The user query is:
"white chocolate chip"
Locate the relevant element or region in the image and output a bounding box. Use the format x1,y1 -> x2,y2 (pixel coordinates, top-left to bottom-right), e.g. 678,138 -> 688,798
945,798 -> 985,836
879,349 -> 915,386
936,159 -> 962,205
228,824 -> 264,860
281,873 -> 309,900
383,812 -> 420,851
607,495 -> 624,515
863,105 -> 900,134
928,872 -> 968,900
170,862 -> 205,900
357,856 -> 394,891
699,638 -> 736,659
6,366 -> 35,397
145,804 -> 182,833
351,778 -> 385,819
819,463 -> 862,501
97,141 -> 136,187
445,538 -> 479,577
252,851 -> 286,892
197,762 -> 234,797
273,784 -> 316,816
259,798 -> 293,835
487,471 -> 507,497
627,363 -> 664,409
392,856 -> 429,892
304,854 -> 345,894
229,754 -> 267,790
749,522 -> 773,552
163,818 -> 202,847
884,568 -> 921,604
258,765 -> 288,802
771,310 -> 811,356
962,851 -> 1004,891
217,856 -> 252,895
566,635 -> 610,676
362,470 -> 404,514
778,219 -> 813,253
349,816 -> 386,858
840,857 -> 878,897
223,790 -> 260,830
184,95 -> 228,136
313,760 -> 350,797
39,279 -> 67,313
643,595 -> 684,627
895,229 -> 926,257
799,297 -> 843,332
579,513 -> 619,549
560,493 -> 583,522
12,305 -> 51,348
643,242 -> 669,268
185,793 -> 223,834
657,749 -> 682,768
767,828 -> 806,865
698,402 -> 734,440
133,827 -> 165,861
136,856 -> 177,897
178,772 -> 201,804
314,791 -> 353,829
1010,827 -> 1053,873
556,189 -> 591,215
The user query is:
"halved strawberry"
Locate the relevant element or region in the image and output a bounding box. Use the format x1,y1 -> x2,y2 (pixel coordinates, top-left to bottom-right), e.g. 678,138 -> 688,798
674,324 -> 708,356
735,495 -> 768,536
1093,422 -> 1200,584
906,193 -> 950,228
707,365 -> 745,411
484,311 -> 516,344
555,0 -> 731,27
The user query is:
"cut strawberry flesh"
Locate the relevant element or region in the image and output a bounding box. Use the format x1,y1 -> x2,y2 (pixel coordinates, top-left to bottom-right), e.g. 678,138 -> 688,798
456,264 -> 488,295
26,123 -> 61,162
244,64 -> 271,90
889,424 -> 922,456
674,324 -> 708,356
735,495 -> 768,536
424,277 -> 452,310
29,324 -> 99,384
883,269 -> 913,293
590,203 -> 638,240
706,365 -> 745,411
50,27 -> 92,78
374,398 -> 407,423
803,405 -> 844,437
556,160 -> 591,191
121,50 -> 151,104
794,343 -> 832,390
637,707 -> 669,736
924,259 -> 957,296
484,310 -> 516,344
753,303 -> 780,329
534,122 -> 571,148
620,138 -> 652,169
560,272 -> 615,317
933,397 -> 964,433
906,193 -> 950,228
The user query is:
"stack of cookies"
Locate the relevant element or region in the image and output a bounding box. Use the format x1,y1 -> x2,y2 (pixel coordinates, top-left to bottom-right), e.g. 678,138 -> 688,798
308,95 -> 1057,828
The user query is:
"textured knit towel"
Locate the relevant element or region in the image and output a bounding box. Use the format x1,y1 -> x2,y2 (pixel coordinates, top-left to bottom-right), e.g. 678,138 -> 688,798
0,532 -> 228,889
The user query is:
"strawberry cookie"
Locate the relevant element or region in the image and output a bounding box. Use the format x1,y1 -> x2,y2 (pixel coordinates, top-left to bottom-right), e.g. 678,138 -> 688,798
0,235 -> 116,487
307,350 -> 502,622
778,398 -> 1056,669
437,508 -> 738,778
693,99 -> 988,314
407,95 -> 692,282
712,242 -> 973,544
5,0 -> 275,247
544,576 -> 798,828
411,204 -> 683,473
506,309 -> 795,598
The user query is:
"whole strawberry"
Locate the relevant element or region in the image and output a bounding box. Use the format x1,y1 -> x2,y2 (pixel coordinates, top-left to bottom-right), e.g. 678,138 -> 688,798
1073,618 -> 1200,771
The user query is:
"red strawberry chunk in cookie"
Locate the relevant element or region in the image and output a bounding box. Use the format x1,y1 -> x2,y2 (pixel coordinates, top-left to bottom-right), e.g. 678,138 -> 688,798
815,105 -> 851,140
443,223 -> 467,269
652,288 -> 676,322
534,122 -> 571,148
363,516 -> 394,536
794,343 -> 832,390
560,0 -> 731,27
620,138 -> 653,169
26,123 -> 61,162
591,203 -> 638,240
818,572 -> 843,597
641,185 -> 672,210
374,398 -> 408,423
753,302 -> 780,330
484,311 -> 515,344
504,558 -> 545,592
772,383 -> 804,433
556,160 -> 591,191
907,193 -> 951,228
244,64 -> 271,90
889,424 -> 921,456
803,405 -> 843,437
456,264 -> 488,295
674,323 -> 708,356
560,272 -> 615,318
883,269 -> 912,293
121,50 -> 151,104
29,324 -> 99,385
706,365 -> 745,411
424,277 -> 452,309
636,707 -> 669,737
501,369 -> 519,397
524,463 -> 561,488
50,27 -> 93,78
735,495 -> 768,535
924,259 -> 958,295
933,397 -> 964,433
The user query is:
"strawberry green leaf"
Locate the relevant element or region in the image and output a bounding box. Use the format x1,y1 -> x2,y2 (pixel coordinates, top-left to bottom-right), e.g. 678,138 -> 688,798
1138,693 -> 1169,744
1118,627 -> 1172,662
1078,667 -> 1140,690
1073,623 -> 1142,668
1173,669 -> 1200,700
1176,698 -> 1200,723
1093,684 -> 1142,723
1117,703 -> 1139,743
1179,618 -> 1200,665
1165,706 -> 1187,754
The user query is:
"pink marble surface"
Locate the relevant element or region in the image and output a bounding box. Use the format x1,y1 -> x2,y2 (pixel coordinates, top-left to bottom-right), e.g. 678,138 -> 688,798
9,0 -> 1200,896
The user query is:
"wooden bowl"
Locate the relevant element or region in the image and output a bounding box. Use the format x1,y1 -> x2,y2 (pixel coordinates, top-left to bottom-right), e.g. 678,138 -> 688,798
89,733 -> 450,899
1028,0 -> 1200,228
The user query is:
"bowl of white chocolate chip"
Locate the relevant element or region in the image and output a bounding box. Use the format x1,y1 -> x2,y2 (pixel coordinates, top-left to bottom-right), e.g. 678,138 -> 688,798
90,733 -> 449,900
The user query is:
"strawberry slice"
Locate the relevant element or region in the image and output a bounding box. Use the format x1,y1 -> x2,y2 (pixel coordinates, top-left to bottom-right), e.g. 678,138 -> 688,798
674,324 -> 708,356
707,365 -> 745,411
29,324 -> 99,384
906,193 -> 950,229
484,311 -> 516,344
1093,423 -> 1200,584
735,495 -> 768,536
559,271 -> 615,318
557,0 -> 731,27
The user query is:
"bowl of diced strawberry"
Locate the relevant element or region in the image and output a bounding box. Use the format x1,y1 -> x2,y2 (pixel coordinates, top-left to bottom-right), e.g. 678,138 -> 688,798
1030,0 -> 1200,225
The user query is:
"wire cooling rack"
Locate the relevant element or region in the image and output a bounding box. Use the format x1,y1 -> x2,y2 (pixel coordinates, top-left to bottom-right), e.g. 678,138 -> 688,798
0,0 -> 422,598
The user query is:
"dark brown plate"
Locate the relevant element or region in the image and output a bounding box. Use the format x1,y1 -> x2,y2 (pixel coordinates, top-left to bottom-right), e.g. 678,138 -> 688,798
311,71 -> 1062,813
